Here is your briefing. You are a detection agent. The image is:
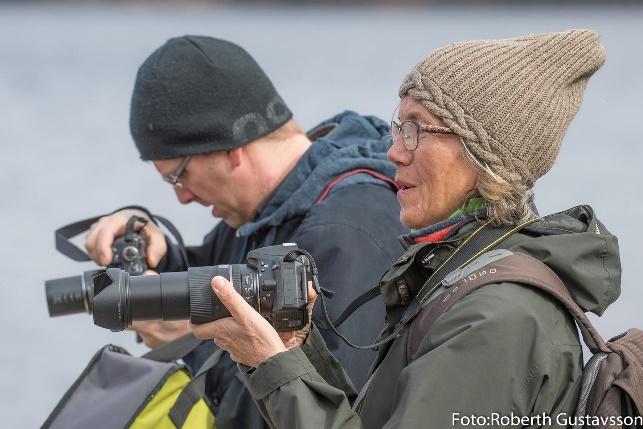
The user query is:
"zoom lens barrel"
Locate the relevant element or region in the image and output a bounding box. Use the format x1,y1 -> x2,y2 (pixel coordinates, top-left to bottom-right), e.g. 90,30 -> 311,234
45,270 -> 100,317
45,275 -> 86,317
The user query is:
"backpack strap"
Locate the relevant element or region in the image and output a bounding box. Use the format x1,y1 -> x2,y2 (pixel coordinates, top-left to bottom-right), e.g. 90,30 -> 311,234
315,168 -> 399,204
169,347 -> 225,428
407,250 -> 610,360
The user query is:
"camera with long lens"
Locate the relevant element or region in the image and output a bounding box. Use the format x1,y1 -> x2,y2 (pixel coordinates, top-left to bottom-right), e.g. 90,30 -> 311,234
45,243 -> 310,332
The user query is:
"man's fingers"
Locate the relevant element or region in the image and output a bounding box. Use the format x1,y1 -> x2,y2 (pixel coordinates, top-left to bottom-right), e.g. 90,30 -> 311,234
94,222 -> 126,265
143,225 -> 167,268
211,276 -> 254,321
84,210 -> 161,267
85,219 -> 124,265
84,231 -> 97,262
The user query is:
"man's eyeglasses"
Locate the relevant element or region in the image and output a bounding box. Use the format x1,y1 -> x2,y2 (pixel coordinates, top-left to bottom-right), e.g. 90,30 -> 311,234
162,156 -> 192,188
390,119 -> 455,152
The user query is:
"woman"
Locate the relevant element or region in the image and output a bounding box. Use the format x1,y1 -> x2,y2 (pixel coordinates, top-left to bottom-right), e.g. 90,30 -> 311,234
192,29 -> 621,428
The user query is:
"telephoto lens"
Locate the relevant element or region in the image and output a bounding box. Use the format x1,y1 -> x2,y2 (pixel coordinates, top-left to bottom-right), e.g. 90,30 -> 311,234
45,270 -> 102,317
45,244 -> 310,332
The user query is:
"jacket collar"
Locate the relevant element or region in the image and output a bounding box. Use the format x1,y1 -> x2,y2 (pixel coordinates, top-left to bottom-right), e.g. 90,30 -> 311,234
398,209 -> 487,249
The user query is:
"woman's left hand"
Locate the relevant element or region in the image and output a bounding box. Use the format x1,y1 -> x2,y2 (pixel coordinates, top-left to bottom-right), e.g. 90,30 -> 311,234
191,276 -> 314,367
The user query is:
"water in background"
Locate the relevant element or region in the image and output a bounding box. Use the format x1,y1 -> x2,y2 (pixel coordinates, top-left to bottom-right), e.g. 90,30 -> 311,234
1,4 -> 642,426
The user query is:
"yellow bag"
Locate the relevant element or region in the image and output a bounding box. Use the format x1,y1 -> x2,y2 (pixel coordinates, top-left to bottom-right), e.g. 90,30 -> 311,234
43,335 -> 218,429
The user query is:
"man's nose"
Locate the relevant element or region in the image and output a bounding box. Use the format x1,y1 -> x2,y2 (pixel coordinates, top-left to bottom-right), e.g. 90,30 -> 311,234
174,186 -> 194,204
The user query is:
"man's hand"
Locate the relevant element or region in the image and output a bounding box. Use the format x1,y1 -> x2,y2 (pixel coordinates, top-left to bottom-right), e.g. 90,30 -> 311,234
85,209 -> 167,268
127,269 -> 192,348
129,320 -> 192,349
191,277 -> 317,367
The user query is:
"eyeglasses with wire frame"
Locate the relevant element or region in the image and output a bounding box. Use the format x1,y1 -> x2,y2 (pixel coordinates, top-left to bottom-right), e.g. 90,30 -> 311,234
162,156 -> 192,188
390,119 -> 456,152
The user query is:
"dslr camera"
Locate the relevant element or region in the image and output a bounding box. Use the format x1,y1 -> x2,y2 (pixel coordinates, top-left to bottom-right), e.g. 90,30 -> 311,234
46,242 -> 310,332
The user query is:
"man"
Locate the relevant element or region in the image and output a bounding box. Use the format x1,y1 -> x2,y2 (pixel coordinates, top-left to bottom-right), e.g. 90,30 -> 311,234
84,35 -> 406,428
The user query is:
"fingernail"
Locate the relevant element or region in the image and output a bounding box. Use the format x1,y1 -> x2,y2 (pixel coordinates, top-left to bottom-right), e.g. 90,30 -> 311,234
212,276 -> 226,293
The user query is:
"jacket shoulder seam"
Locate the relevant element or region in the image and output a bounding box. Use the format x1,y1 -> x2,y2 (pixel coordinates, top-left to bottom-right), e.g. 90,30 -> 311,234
294,220 -> 399,261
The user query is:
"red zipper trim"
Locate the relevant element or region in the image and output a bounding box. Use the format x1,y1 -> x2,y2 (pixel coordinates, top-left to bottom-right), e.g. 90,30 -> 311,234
315,168 -> 399,204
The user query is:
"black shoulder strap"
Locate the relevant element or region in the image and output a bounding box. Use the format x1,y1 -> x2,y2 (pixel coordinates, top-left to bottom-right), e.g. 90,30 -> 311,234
316,218 -> 538,351
328,219 -> 520,329
407,250 -> 610,360
154,214 -> 190,268
55,216 -> 103,261
330,285 -> 381,329
169,347 -> 224,428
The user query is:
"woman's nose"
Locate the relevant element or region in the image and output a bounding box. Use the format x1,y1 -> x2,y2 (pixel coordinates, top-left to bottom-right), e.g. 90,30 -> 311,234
387,135 -> 412,166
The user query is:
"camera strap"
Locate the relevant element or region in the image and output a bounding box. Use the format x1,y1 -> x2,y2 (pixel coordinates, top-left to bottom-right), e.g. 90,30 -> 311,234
55,208 -> 189,268
108,205 -> 190,267
315,217 -> 539,350
55,215 -> 104,261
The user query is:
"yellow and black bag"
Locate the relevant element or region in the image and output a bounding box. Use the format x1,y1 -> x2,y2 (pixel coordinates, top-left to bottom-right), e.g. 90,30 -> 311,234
42,334 -> 218,429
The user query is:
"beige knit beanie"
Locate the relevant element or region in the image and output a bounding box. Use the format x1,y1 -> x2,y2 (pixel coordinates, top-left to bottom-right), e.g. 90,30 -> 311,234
399,29 -> 605,187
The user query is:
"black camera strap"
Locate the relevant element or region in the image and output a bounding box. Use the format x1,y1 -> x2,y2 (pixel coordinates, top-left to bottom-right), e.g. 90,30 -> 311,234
55,215 -> 103,261
153,214 -> 190,269
55,208 -> 189,268
314,217 -> 539,350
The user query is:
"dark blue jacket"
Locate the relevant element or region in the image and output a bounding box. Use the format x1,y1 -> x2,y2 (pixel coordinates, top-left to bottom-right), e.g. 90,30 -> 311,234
158,111 -> 407,428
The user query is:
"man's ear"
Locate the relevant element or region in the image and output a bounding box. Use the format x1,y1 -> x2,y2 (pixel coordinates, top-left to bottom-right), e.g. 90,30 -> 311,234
226,147 -> 243,168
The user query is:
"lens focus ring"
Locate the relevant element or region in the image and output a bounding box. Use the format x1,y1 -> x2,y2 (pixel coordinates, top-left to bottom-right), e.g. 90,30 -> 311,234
188,266 -> 231,324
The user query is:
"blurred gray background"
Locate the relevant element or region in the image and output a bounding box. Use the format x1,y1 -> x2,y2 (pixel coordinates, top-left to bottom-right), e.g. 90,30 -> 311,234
1,2 -> 642,427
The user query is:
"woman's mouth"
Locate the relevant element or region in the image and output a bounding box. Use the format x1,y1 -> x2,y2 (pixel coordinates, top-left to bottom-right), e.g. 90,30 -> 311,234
396,181 -> 415,192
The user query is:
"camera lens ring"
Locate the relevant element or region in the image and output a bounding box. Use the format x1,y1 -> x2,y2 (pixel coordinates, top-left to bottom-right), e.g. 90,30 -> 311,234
80,273 -> 89,313
123,270 -> 132,329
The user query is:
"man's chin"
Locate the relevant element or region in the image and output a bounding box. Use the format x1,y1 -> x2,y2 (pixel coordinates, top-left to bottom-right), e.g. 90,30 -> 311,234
211,210 -> 239,228
211,206 -> 223,218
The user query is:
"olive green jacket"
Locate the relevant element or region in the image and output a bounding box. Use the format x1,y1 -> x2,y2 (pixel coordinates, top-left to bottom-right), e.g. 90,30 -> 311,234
242,206 -> 621,429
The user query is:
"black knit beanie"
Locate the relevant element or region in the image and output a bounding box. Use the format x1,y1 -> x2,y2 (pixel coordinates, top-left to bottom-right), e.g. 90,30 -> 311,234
130,35 -> 293,160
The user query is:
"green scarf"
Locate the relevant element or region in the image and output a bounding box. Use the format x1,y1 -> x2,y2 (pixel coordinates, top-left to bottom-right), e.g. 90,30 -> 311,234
449,197 -> 486,219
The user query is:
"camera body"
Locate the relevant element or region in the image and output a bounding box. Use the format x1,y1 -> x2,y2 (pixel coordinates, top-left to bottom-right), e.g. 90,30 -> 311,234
46,243 -> 311,332
188,244 -> 310,331
110,217 -> 148,275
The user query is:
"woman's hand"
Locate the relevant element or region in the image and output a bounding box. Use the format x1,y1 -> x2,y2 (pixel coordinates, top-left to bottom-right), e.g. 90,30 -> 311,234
191,276 -> 317,367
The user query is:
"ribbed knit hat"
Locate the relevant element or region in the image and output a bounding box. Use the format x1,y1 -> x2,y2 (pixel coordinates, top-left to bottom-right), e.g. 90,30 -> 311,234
130,35 -> 293,161
399,29 -> 605,187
